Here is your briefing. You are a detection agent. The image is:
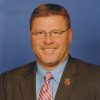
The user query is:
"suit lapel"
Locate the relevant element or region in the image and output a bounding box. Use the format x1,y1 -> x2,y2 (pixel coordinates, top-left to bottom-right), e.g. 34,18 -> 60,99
19,64 -> 36,100
55,56 -> 78,100
18,56 -> 78,100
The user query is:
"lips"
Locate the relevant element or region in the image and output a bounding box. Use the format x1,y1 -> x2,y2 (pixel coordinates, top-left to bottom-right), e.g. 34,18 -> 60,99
42,48 -> 56,55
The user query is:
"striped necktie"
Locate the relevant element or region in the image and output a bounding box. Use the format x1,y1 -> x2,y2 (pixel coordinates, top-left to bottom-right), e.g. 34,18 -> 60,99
38,72 -> 53,100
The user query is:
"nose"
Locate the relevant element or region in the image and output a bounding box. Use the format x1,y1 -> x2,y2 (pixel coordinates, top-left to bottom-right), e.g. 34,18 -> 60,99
43,34 -> 54,44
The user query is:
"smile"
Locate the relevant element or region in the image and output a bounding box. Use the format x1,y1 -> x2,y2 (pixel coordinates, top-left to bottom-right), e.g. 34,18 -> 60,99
42,48 -> 56,55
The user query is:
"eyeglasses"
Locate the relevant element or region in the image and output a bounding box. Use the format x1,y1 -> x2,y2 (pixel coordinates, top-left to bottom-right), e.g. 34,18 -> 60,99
31,29 -> 68,39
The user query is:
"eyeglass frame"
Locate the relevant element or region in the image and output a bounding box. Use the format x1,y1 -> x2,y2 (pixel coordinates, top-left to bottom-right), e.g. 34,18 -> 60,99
31,28 -> 69,39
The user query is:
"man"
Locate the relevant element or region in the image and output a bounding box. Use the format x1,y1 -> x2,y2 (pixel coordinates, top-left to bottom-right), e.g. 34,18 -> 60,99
0,3 -> 100,100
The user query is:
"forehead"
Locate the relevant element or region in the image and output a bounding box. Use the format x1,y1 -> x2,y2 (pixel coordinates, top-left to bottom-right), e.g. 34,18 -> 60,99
31,15 -> 67,30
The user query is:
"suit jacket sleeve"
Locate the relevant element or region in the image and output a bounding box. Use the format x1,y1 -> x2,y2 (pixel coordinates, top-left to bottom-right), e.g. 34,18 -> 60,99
0,75 -> 4,100
96,84 -> 100,100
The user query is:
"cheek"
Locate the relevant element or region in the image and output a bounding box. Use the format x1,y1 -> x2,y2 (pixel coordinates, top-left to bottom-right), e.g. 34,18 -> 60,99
59,38 -> 68,47
31,39 -> 42,51
31,39 -> 38,50
59,39 -> 70,52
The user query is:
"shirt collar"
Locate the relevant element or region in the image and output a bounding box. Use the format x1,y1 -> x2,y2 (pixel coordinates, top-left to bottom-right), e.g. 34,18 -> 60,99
37,57 -> 68,84
51,58 -> 68,84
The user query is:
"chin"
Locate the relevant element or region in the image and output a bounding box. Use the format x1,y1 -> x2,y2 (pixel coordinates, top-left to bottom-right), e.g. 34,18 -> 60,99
43,60 -> 60,67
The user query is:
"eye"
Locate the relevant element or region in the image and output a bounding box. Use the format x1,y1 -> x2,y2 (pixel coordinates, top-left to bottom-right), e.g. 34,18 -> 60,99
33,31 -> 44,35
38,32 -> 43,34
53,31 -> 58,34
36,32 -> 43,35
53,31 -> 61,34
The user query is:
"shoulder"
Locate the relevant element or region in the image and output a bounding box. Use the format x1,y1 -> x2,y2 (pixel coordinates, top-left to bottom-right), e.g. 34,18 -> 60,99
72,57 -> 100,78
0,61 -> 36,81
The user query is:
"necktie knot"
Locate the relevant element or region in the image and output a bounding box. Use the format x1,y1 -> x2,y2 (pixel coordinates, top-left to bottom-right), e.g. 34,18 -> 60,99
44,72 -> 53,81
38,72 -> 53,100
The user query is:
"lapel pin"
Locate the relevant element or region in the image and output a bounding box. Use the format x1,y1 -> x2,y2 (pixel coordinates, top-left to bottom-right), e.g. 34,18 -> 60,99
64,78 -> 71,86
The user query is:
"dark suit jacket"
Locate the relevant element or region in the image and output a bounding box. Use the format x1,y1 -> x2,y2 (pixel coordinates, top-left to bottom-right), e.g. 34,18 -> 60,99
0,56 -> 100,100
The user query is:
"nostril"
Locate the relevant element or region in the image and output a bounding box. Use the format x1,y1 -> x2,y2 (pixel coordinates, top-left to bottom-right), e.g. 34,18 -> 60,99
43,37 -> 54,44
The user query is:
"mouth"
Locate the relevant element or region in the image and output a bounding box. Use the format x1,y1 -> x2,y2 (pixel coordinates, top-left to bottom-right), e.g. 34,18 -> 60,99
42,48 -> 57,55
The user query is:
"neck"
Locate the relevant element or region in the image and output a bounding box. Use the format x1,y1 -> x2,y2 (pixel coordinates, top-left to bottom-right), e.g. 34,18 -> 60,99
37,56 -> 68,71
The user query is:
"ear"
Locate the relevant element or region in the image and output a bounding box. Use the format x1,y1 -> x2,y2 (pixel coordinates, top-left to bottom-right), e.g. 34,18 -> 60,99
67,28 -> 72,44
30,30 -> 33,46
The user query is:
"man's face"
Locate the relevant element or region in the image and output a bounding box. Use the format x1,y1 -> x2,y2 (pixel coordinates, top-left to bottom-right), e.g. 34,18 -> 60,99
30,15 -> 72,70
